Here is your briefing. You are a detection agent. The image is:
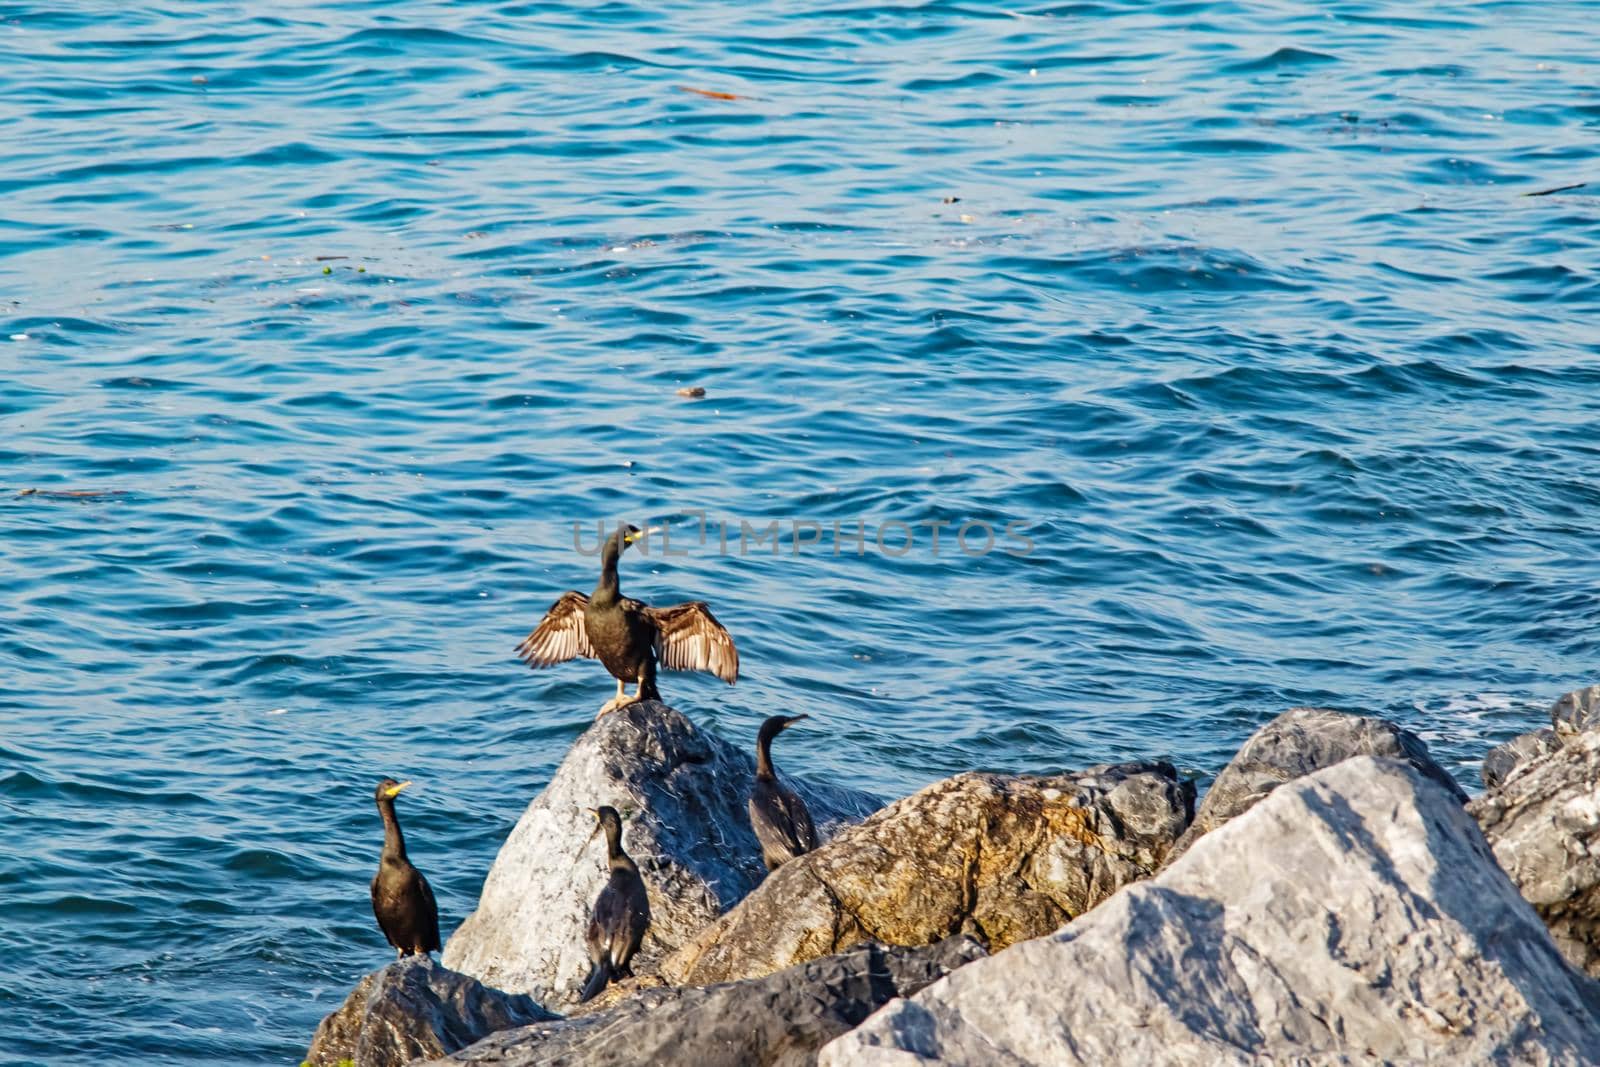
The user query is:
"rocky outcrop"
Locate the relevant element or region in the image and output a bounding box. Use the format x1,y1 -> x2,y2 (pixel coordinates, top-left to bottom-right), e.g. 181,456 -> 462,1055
1482,727 -> 1561,790
441,701 -> 877,1005
1472,728 -> 1600,977
1471,682 -> 1600,974
305,956 -> 554,1067
426,938 -> 986,1067
1552,683 -> 1600,735
1166,706 -> 1464,861
663,761 -> 1192,987
1482,683 -> 1600,789
821,757 -> 1600,1066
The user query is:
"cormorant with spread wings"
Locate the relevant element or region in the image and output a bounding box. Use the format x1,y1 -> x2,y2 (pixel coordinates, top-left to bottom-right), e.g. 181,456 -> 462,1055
516,524 -> 739,715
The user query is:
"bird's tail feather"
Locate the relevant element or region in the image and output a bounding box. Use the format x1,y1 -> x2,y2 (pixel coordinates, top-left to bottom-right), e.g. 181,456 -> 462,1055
578,958 -> 612,1003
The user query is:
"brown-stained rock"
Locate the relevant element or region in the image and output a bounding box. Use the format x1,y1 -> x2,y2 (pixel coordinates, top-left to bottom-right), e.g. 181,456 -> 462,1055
660,761 -> 1192,987
305,955 -> 554,1067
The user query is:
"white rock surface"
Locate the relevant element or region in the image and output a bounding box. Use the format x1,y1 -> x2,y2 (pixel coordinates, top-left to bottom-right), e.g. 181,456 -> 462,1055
821,757 -> 1600,1067
1166,705 -> 1464,862
1481,683 -> 1600,790
1473,728 -> 1600,978
442,701 -> 877,1005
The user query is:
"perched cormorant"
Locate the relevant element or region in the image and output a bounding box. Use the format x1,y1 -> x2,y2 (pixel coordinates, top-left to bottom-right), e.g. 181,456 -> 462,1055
516,524 -> 739,715
748,714 -> 818,872
370,778 -> 441,958
578,805 -> 651,1003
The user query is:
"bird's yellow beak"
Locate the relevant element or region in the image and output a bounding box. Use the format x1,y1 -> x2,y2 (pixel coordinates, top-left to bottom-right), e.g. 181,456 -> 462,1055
624,529 -> 642,544
386,781 -> 414,798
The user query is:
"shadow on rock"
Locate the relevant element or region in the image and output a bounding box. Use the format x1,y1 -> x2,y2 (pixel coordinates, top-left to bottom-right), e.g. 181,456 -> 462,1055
424,937 -> 986,1067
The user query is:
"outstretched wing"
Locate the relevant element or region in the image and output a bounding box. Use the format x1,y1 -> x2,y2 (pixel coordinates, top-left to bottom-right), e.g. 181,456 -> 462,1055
646,601 -> 738,684
515,591 -> 596,667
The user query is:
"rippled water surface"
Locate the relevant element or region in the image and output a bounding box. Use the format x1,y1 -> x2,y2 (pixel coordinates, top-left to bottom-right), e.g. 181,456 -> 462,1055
3,0 -> 1599,1061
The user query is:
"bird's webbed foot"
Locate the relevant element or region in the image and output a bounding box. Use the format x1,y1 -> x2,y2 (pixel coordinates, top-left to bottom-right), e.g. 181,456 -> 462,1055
596,694 -> 641,718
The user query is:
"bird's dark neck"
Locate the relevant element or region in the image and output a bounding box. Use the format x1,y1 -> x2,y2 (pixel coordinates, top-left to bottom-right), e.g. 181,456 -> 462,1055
593,534 -> 625,601
603,822 -> 636,873
378,800 -> 408,861
755,730 -> 778,781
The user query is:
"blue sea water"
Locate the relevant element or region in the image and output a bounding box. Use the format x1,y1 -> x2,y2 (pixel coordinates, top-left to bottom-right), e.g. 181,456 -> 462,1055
1,0 -> 1597,1061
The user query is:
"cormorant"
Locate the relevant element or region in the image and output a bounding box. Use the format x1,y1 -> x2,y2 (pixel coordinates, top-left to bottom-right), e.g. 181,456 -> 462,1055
516,524 -> 739,715
578,805 -> 651,1003
748,714 -> 818,871
370,778 -> 441,958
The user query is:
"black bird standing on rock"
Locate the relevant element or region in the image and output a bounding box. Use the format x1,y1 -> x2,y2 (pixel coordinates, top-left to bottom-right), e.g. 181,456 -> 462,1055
579,805 -> 651,1003
370,778 -> 441,958
516,524 -> 739,716
748,714 -> 818,872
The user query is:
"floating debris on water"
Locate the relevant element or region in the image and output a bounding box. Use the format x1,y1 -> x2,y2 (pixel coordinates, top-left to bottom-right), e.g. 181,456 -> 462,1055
677,85 -> 752,101
17,488 -> 128,499
1525,182 -> 1587,197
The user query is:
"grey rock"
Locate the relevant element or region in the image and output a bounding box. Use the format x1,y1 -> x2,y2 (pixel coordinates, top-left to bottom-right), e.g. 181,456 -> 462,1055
1551,684 -> 1600,736
442,701 -> 877,1004
663,762 -> 1192,987
822,757 -> 1600,1067
1167,706 -> 1464,861
1472,728 -> 1600,977
426,937 -> 986,1067
305,955 -> 554,1067
1477,684 -> 1600,792
1482,727 -> 1561,790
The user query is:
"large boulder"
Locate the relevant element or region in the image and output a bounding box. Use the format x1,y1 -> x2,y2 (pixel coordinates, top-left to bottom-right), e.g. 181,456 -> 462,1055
821,757 -> 1600,1066
663,761 -> 1192,987
1166,706 -> 1464,861
1552,684 -> 1600,736
425,938 -> 986,1067
442,701 -> 877,1005
1472,728 -> 1600,977
305,956 -> 554,1067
